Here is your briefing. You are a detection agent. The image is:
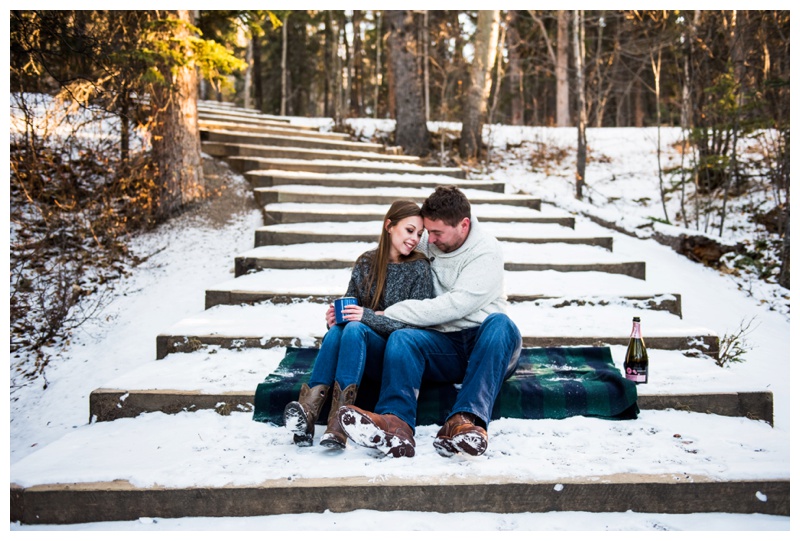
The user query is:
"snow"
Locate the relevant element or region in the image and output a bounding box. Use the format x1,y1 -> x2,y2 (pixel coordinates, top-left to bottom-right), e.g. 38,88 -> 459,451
7,115 -> 792,532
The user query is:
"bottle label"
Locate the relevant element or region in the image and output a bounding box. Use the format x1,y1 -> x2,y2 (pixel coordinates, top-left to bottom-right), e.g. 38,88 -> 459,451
625,367 -> 647,383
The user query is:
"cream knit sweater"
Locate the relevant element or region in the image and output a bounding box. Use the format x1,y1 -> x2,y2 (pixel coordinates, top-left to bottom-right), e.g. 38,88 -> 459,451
383,216 -> 508,333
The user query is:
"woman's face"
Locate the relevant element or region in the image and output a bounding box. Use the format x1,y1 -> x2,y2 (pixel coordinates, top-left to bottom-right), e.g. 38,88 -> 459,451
386,215 -> 424,260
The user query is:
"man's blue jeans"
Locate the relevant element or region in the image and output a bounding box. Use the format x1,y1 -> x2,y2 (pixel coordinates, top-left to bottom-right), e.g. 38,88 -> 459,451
308,322 -> 386,389
375,313 -> 522,432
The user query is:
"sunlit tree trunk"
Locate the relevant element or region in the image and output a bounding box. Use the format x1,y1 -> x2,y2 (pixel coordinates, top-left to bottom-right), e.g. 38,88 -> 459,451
460,9 -> 500,160
150,9 -> 203,219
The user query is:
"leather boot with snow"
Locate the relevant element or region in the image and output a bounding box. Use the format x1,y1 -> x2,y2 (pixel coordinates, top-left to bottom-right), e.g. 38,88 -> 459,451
283,383 -> 329,446
319,382 -> 358,450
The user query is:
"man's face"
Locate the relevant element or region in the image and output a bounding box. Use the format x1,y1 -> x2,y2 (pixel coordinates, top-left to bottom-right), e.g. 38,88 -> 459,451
423,217 -> 470,253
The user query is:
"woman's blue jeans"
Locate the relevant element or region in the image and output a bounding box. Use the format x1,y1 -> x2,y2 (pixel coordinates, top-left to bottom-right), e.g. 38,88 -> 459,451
308,321 -> 387,389
374,313 -> 522,433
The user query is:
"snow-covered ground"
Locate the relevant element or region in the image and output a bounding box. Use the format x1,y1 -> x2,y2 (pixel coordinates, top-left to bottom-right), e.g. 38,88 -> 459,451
7,115 -> 792,532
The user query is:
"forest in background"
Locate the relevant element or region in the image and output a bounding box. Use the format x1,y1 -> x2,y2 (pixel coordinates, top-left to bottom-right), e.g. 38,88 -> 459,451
8,10 -> 790,384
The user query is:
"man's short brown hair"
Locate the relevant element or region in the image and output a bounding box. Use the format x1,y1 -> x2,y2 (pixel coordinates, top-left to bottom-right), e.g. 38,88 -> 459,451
421,185 -> 471,227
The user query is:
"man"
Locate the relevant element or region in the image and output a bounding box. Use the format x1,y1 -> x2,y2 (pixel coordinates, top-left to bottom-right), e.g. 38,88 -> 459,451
338,185 -> 522,458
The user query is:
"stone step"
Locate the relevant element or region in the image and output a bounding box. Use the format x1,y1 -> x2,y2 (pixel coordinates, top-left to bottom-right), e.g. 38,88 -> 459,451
253,185 -> 540,209
154,303 -> 718,360
11,402 -> 787,523
199,118 -> 335,136
254,221 -> 614,250
86,346 -> 773,424
226,156 -> 467,178
203,142 -> 419,165
245,170 -> 505,192
201,128 -> 386,153
260,202 -> 572,226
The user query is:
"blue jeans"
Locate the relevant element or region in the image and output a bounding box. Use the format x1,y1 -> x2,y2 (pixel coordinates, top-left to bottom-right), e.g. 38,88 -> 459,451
375,313 -> 522,432
308,322 -> 387,389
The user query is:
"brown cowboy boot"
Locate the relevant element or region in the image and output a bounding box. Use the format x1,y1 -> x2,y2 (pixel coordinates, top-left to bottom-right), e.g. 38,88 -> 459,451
283,383 -> 330,446
433,412 -> 488,457
338,405 -> 416,458
319,382 -> 358,450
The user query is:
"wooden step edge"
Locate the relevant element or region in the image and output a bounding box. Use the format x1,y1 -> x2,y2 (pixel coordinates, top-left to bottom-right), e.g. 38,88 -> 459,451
155,334 -> 719,361
254,190 -> 540,209
245,171 -> 504,192
207,289 -> 677,316
199,121 -> 344,136
11,475 -> 789,524
261,210 -> 562,226
226,156 -> 468,179
202,142 -> 419,164
254,231 -> 613,249
88,388 -> 773,425
232,257 -> 640,278
201,131 -> 383,152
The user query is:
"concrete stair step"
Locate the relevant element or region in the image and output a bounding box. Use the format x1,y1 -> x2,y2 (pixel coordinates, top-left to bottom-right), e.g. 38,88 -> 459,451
11,402 -> 787,523
154,303 -> 718,360
86,346 -> 773,424
226,156 -> 466,178
245,170 -> 505,191
201,128 -> 386,153
199,118 -> 336,136
252,185 -> 540,208
260,202 -> 573,226
253,221 -> 614,249
203,142 -> 418,164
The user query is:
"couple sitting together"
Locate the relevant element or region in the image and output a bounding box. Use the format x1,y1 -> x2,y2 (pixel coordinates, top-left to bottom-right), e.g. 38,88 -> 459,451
283,185 -> 522,458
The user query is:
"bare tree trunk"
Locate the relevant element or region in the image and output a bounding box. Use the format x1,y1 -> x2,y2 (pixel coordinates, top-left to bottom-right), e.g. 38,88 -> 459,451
488,21 -> 506,125
460,9 -> 501,161
323,14 -> 332,117
150,9 -> 203,219
252,32 -> 263,111
386,10 -> 430,156
506,10 -> 524,125
350,10 -> 364,117
573,10 -> 586,199
374,10 -> 382,118
280,13 -> 289,116
651,47 -> 669,223
244,32 -> 253,109
422,10 -> 430,122
556,10 -> 570,127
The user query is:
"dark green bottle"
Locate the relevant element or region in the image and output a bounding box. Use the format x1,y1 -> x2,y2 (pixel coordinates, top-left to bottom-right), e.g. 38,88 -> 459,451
624,316 -> 648,384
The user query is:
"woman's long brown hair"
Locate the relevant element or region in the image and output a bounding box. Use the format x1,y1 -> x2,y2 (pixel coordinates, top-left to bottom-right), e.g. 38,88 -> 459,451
361,200 -> 427,310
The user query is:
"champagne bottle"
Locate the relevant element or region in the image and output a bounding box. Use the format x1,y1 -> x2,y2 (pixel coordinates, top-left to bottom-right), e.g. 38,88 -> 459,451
624,316 -> 649,384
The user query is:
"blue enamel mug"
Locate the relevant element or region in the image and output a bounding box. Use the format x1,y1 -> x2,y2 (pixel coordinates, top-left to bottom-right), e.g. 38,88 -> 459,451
334,297 -> 358,325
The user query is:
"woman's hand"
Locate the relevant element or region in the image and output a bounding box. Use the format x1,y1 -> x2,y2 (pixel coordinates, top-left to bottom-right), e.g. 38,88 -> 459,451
325,304 -> 336,327
341,304 -> 364,322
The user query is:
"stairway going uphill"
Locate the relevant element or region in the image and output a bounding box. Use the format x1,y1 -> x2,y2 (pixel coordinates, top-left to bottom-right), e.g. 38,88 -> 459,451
10,101 -> 787,524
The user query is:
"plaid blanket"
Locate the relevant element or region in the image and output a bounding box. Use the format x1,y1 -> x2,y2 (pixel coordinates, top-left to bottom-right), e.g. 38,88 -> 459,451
253,346 -> 639,427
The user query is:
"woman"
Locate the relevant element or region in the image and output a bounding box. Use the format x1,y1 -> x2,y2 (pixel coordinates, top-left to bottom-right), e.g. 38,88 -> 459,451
283,200 -> 434,449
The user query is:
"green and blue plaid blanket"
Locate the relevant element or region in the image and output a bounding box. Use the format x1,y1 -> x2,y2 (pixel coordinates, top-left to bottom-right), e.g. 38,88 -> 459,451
253,346 -> 639,426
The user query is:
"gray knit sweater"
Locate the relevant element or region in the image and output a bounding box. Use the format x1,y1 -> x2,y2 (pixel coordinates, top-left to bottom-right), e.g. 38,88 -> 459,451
343,250 -> 434,337
383,216 -> 508,333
